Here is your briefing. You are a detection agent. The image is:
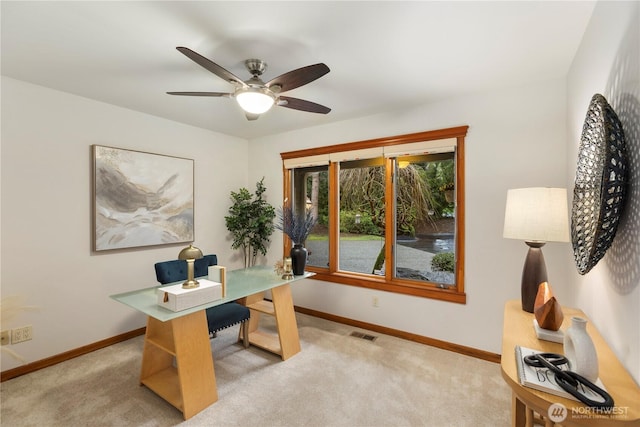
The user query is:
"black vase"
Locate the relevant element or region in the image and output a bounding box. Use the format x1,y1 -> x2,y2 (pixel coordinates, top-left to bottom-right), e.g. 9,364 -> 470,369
290,244 -> 308,275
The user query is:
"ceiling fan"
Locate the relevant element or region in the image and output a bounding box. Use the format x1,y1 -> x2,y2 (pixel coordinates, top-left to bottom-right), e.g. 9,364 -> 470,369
167,47 -> 331,121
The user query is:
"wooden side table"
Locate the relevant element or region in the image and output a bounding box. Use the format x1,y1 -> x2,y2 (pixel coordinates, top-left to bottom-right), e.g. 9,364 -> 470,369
500,300 -> 640,426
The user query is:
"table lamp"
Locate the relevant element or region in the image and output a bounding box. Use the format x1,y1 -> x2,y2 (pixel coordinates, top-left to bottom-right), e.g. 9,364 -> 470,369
503,188 -> 570,312
178,244 -> 203,289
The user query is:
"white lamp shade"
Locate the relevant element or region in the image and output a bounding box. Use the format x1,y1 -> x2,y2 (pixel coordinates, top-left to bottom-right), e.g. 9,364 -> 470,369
503,187 -> 570,243
236,90 -> 275,114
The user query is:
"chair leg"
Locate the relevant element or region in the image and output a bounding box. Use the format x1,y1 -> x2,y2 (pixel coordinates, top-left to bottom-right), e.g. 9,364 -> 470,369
242,321 -> 249,348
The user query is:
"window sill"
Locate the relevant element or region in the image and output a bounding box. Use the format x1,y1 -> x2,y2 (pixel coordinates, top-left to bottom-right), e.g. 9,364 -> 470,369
306,268 -> 466,304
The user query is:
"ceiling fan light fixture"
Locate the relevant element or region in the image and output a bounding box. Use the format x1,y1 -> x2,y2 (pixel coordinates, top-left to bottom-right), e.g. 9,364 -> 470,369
235,88 -> 275,115
169,48 -> 331,118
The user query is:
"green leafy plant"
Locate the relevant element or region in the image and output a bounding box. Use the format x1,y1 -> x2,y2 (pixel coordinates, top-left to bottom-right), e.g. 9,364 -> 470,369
225,178 -> 275,267
431,252 -> 455,273
339,211 -> 382,236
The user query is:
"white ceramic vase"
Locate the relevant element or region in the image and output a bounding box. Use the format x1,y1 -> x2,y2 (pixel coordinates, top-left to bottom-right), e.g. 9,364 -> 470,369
563,316 -> 598,381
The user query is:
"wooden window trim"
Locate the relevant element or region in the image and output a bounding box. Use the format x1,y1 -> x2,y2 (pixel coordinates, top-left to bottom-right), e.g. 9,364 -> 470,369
281,126 -> 468,304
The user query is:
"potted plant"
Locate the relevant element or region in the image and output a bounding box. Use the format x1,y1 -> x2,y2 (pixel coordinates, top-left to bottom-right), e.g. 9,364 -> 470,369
275,206 -> 317,275
224,178 -> 275,268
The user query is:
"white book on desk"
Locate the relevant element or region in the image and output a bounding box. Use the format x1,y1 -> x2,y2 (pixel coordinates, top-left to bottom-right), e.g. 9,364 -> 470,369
515,345 -> 607,402
157,279 -> 222,312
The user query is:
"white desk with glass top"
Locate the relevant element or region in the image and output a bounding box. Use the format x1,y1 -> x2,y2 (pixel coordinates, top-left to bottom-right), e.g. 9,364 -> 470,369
111,266 -> 314,420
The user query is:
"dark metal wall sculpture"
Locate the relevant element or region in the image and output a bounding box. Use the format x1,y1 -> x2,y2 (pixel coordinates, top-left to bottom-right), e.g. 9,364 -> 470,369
572,94 -> 628,275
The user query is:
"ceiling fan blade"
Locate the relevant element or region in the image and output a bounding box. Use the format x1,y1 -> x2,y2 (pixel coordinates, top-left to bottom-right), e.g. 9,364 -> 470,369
176,47 -> 247,87
278,96 -> 331,114
166,91 -> 232,97
266,63 -> 330,93
245,113 -> 260,121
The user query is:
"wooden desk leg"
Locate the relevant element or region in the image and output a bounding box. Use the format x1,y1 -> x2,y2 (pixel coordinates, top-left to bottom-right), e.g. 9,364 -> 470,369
271,283 -> 300,360
243,286 -> 300,360
512,392 -> 527,427
140,311 -> 217,420
173,311 -> 217,419
244,292 -> 264,335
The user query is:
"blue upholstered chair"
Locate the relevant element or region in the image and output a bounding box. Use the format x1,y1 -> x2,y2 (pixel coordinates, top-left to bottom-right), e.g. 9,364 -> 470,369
154,254 -> 250,348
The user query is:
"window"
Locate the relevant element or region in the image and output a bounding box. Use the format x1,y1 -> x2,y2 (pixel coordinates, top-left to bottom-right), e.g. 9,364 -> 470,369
338,158 -> 385,275
394,152 -> 456,287
292,166 -> 329,269
281,126 -> 467,303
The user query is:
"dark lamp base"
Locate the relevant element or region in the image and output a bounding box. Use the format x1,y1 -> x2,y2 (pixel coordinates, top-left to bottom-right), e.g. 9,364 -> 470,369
521,242 -> 548,313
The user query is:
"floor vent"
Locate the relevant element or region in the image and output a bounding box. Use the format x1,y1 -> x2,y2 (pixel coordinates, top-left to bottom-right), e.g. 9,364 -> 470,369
350,331 -> 378,341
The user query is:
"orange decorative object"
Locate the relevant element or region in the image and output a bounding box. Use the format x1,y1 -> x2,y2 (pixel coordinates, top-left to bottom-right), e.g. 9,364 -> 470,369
534,282 -> 564,331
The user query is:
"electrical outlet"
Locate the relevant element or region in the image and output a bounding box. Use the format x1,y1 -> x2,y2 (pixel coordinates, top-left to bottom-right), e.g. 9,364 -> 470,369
372,296 -> 379,308
0,330 -> 10,346
11,325 -> 33,344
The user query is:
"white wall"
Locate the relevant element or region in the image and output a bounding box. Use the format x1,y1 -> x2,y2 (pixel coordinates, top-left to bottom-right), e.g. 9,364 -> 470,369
566,1 -> 640,383
0,76 -> 248,371
248,78 -> 571,355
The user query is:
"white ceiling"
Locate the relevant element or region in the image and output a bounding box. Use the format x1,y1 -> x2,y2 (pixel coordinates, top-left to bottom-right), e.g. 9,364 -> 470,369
1,1 -> 596,140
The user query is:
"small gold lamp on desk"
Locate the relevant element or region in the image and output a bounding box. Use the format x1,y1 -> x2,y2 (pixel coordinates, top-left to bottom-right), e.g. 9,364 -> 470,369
178,244 -> 203,289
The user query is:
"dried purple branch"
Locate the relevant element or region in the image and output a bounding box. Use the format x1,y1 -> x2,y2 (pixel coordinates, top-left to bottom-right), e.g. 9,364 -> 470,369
275,206 -> 317,245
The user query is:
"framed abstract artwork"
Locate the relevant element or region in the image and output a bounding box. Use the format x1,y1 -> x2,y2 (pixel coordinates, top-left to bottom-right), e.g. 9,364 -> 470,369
92,145 -> 194,251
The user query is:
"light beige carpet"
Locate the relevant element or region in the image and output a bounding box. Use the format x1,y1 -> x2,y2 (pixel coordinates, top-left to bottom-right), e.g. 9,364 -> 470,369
0,313 -> 510,426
